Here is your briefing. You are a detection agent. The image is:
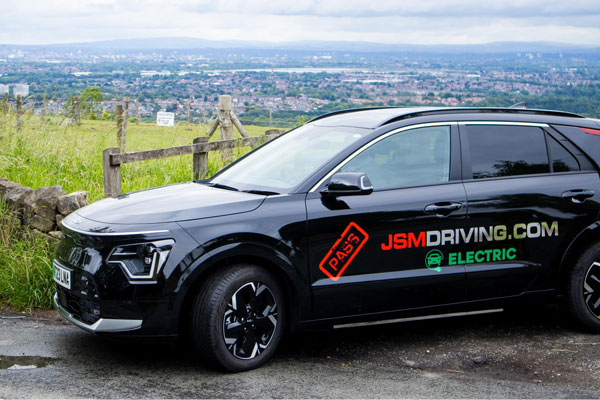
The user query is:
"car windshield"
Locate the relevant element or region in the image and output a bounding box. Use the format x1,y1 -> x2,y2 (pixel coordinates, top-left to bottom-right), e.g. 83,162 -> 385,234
209,124 -> 371,193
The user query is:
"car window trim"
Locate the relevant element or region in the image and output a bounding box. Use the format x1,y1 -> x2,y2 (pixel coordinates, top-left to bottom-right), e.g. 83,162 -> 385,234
462,121 -> 549,127
543,128 -> 554,173
461,169 -> 596,184
308,121 -> 458,193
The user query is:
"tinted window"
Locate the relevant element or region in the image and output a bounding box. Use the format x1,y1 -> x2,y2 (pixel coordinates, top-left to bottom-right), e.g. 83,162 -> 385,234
340,125 -> 450,190
548,135 -> 579,172
466,125 -> 549,179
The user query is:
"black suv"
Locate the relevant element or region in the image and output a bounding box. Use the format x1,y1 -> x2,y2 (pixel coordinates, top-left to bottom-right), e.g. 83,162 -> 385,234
54,107 -> 600,371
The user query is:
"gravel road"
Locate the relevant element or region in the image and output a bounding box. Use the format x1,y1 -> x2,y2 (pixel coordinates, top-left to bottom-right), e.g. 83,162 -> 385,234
1,305 -> 600,398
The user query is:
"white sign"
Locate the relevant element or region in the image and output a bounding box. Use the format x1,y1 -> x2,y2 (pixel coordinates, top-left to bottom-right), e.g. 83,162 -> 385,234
13,83 -> 29,97
156,111 -> 175,127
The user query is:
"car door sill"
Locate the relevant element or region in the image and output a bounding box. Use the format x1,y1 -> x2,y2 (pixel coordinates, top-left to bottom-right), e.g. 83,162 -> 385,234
333,308 -> 503,329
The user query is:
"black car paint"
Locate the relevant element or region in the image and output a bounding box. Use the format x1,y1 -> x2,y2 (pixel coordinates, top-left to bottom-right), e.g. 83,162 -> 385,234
77,182 -> 266,224
55,108 -> 600,338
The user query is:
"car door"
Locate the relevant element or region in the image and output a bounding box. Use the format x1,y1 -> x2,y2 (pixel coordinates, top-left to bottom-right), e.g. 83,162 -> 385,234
306,122 -> 469,319
459,122 -> 600,300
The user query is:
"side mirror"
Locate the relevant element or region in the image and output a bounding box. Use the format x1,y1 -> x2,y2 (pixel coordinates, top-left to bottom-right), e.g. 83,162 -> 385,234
321,172 -> 373,197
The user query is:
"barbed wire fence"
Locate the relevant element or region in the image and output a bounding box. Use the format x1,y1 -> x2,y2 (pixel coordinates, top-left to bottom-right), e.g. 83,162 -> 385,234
3,90 -> 302,137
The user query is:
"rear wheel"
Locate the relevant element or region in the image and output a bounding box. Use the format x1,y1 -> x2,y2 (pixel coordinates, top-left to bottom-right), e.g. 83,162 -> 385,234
192,265 -> 285,371
567,243 -> 600,332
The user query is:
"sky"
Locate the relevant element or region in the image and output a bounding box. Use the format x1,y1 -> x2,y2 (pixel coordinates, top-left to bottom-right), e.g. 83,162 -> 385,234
1,0 -> 599,46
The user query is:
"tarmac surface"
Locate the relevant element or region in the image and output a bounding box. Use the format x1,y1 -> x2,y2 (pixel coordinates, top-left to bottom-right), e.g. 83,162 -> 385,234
1,305 -> 600,398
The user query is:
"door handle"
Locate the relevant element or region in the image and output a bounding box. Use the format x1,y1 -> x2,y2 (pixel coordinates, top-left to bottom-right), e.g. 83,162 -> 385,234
561,189 -> 595,204
424,202 -> 463,216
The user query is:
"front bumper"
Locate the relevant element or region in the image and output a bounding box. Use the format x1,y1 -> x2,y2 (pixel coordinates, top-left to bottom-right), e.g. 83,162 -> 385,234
54,293 -> 142,333
53,216 -> 200,337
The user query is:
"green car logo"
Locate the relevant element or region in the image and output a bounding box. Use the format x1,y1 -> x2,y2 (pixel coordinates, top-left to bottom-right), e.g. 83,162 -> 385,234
425,249 -> 444,272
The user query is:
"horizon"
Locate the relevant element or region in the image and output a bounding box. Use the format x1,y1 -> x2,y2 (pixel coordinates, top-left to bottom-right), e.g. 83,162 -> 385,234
2,37 -> 599,47
2,37 -> 599,53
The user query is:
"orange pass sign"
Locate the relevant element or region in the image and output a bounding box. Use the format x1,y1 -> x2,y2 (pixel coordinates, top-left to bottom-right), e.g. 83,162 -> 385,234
319,222 -> 369,281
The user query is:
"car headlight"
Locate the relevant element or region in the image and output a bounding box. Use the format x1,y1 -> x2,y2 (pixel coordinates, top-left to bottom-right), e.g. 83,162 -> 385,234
107,240 -> 174,282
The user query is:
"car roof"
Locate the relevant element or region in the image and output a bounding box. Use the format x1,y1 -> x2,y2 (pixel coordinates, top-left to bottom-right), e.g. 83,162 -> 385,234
307,106 -> 584,129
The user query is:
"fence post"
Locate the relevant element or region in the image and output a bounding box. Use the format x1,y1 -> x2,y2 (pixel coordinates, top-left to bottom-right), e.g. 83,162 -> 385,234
40,91 -> 47,125
70,95 -> 81,126
123,98 -> 129,148
75,96 -> 81,125
16,95 -> 22,133
219,95 -> 233,163
103,148 -> 122,197
230,112 -> 249,138
187,96 -> 191,123
1,93 -> 6,128
193,137 -> 209,180
116,104 -> 126,152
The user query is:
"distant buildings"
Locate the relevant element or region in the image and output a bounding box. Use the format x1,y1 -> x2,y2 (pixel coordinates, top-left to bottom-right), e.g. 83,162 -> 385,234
0,83 -> 29,97
0,47 -> 597,123
13,84 -> 29,97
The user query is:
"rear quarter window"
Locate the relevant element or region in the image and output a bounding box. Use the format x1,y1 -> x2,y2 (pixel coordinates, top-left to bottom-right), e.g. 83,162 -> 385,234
547,135 -> 579,172
551,125 -> 600,171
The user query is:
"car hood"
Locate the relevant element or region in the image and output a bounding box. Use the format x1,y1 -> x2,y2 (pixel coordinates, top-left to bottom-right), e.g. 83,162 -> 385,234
74,182 -> 266,224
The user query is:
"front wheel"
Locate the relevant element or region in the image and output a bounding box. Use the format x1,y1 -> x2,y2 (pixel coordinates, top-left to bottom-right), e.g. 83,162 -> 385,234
192,265 -> 285,371
567,243 -> 600,332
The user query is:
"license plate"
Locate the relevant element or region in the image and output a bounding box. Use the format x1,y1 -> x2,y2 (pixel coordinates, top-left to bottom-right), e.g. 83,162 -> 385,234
53,261 -> 72,290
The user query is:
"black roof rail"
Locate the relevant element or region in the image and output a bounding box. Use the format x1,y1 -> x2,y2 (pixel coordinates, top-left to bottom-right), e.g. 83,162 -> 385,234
305,106 -> 398,124
509,102 -> 527,109
379,107 -> 584,127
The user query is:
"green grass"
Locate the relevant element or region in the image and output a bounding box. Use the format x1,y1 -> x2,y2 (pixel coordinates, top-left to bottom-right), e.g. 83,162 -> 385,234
0,204 -> 56,310
0,112 -> 275,202
0,111 -> 283,310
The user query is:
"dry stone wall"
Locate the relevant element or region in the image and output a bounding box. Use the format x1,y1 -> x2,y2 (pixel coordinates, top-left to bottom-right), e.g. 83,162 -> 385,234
0,178 -> 88,241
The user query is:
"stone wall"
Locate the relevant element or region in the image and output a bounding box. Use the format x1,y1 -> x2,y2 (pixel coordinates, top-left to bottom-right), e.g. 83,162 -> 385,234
0,178 -> 88,240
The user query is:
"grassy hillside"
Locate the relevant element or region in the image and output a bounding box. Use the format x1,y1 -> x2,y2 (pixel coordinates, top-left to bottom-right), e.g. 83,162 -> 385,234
0,206 -> 56,310
0,112 -> 283,310
0,112 -> 276,202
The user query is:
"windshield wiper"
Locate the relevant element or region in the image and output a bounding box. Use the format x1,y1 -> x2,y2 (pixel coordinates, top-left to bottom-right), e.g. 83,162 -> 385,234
206,182 -> 239,191
206,182 -> 279,195
243,190 -> 280,196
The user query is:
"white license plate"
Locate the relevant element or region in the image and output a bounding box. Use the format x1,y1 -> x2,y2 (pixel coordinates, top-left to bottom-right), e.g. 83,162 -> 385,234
53,262 -> 72,290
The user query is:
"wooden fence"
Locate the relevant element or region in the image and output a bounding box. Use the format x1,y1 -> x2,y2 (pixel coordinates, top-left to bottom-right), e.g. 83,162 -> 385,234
102,134 -> 279,197
102,95 -> 281,197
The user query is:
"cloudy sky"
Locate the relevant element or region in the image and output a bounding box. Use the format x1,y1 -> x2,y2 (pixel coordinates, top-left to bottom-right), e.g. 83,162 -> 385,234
1,0 -> 599,45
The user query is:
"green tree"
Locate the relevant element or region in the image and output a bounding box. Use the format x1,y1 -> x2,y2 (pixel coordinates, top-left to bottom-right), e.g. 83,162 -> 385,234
80,87 -> 104,119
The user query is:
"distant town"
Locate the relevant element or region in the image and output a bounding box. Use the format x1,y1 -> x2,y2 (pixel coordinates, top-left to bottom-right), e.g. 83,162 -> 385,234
1,41 -> 599,126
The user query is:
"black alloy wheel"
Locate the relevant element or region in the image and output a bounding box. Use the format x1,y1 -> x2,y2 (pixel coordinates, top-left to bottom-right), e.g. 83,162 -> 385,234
223,281 -> 278,359
568,243 -> 600,332
583,261 -> 600,319
192,265 -> 285,371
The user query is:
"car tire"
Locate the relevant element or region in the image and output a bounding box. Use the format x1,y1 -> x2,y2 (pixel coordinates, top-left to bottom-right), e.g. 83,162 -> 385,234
192,264 -> 285,372
567,243 -> 600,332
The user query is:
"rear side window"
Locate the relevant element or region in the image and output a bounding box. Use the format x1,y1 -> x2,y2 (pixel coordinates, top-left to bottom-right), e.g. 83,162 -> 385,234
466,125 -> 549,179
548,135 -> 579,172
